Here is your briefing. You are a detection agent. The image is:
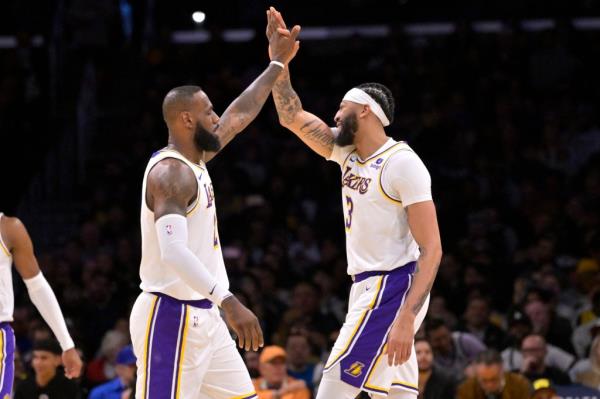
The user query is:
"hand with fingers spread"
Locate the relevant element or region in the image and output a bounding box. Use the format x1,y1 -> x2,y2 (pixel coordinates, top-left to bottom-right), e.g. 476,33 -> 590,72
222,295 -> 264,351
385,312 -> 415,366
266,7 -> 300,65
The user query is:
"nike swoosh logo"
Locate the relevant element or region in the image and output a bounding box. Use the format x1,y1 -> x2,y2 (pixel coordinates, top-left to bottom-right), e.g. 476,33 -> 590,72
209,284 -> 216,295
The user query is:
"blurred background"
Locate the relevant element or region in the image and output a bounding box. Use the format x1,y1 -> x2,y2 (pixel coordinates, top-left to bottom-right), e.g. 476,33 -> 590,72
1,0 -> 600,398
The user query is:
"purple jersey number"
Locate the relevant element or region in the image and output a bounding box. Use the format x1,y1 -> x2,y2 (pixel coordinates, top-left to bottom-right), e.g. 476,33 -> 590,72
345,195 -> 354,230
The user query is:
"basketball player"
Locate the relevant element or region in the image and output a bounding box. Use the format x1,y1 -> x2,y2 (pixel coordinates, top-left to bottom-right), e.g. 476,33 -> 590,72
268,8 -> 442,399
128,16 -> 301,399
0,213 -> 82,397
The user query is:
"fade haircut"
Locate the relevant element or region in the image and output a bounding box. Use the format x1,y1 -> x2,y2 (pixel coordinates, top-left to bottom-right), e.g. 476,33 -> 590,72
162,85 -> 203,124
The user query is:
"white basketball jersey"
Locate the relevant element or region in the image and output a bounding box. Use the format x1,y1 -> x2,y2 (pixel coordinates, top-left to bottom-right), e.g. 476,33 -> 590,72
0,213 -> 14,322
139,149 -> 228,300
329,139 -> 431,276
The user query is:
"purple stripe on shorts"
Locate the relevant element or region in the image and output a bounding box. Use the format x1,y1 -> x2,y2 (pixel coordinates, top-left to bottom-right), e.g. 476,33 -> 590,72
340,267 -> 412,388
147,297 -> 184,399
0,322 -> 15,397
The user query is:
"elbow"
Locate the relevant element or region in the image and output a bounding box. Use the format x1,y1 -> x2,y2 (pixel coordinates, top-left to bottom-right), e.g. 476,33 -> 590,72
278,117 -> 292,127
159,247 -> 180,267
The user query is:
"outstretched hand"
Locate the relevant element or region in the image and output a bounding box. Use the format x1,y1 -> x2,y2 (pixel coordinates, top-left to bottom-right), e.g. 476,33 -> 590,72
266,7 -> 300,65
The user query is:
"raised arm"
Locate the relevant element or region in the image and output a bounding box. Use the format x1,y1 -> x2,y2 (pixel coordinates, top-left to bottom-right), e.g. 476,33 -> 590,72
203,20 -> 301,162
272,68 -> 335,158
2,216 -> 82,378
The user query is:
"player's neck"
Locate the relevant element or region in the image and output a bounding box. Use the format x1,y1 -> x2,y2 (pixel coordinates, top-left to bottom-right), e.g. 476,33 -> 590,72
354,128 -> 389,160
166,139 -> 203,164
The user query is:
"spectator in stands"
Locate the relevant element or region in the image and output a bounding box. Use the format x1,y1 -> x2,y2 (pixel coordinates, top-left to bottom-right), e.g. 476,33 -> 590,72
573,313 -> 600,359
89,345 -> 137,399
286,330 -> 322,392
415,338 -> 455,399
571,335 -> 600,390
502,310 -> 574,373
14,339 -> 82,399
274,282 -> 338,349
520,334 -> 571,385
530,379 -> 560,399
86,328 -> 129,385
456,349 -> 531,399
426,318 -> 486,381
460,296 -> 506,350
524,298 -> 573,354
578,289 -> 600,326
245,350 -> 261,379
253,346 -> 310,399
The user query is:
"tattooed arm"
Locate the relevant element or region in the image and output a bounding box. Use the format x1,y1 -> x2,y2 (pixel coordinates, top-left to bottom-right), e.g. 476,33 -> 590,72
272,68 -> 335,158
203,21 -> 301,163
386,200 -> 442,366
203,64 -> 285,163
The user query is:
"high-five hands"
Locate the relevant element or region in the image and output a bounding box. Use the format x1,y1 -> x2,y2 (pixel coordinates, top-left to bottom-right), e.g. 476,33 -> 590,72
267,6 -> 300,65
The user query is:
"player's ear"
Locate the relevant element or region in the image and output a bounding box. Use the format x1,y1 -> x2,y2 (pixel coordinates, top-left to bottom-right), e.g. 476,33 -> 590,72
360,105 -> 370,119
181,111 -> 194,129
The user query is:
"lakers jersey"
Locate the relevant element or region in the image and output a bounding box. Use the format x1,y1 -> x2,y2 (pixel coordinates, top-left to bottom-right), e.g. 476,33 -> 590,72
0,213 -> 14,322
139,149 -> 228,300
328,138 -> 432,276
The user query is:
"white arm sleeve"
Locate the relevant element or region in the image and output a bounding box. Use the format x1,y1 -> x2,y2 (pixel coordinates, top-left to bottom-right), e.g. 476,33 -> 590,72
155,214 -> 232,306
24,273 -> 75,351
381,150 -> 432,206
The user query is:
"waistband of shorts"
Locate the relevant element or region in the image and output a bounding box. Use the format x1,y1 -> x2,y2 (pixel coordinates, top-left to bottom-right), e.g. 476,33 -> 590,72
149,291 -> 213,309
352,261 -> 417,283
0,321 -> 11,329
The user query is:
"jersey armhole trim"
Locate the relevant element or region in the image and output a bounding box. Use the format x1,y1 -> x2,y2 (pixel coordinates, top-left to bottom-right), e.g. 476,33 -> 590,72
0,213 -> 10,257
378,149 -> 414,205
144,157 -> 201,215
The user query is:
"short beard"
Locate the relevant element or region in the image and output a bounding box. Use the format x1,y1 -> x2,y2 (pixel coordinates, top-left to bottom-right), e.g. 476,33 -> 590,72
193,122 -> 221,152
334,113 -> 358,146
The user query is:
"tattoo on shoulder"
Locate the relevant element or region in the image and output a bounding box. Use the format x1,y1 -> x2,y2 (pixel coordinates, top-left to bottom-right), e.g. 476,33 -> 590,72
151,159 -> 196,200
299,119 -> 334,147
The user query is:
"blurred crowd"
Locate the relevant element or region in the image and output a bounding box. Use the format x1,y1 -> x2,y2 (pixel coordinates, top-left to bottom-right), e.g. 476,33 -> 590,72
1,1 -> 600,398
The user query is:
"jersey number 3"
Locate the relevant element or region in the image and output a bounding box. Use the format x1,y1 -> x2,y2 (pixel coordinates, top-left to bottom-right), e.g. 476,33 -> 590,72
345,195 -> 354,231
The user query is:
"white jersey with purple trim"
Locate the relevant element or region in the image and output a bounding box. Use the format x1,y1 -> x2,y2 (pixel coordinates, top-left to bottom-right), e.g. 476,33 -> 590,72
327,138 -> 432,276
0,212 -> 14,322
139,149 -> 228,300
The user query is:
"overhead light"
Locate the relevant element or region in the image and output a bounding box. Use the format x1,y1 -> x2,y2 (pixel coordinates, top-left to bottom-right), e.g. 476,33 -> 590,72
192,11 -> 206,24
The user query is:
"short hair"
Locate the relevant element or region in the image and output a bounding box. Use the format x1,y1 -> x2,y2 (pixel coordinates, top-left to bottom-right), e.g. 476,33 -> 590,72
425,318 -> 448,335
162,85 -> 203,123
355,82 -> 395,124
33,339 -> 62,355
475,349 -> 503,366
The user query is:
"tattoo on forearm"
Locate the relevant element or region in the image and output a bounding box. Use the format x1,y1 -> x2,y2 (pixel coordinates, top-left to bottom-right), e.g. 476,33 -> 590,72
220,65 -> 281,135
299,119 -> 335,147
410,248 -> 440,315
272,70 -> 302,124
